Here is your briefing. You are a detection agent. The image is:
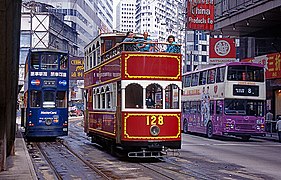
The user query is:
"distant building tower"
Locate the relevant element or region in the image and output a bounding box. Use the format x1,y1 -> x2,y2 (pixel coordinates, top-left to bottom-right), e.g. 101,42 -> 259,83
135,0 -> 181,42
116,0 -> 136,32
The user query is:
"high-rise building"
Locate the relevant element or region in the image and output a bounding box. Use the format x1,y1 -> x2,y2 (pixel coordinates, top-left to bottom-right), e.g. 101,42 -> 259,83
37,0 -> 113,56
116,0 -> 136,32
135,0 -> 182,41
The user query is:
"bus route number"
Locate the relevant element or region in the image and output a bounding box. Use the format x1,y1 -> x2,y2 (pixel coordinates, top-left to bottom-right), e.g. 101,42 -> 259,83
146,115 -> 164,126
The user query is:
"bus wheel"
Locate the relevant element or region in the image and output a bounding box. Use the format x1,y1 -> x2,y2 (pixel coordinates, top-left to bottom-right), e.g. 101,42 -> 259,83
241,136 -> 251,141
206,121 -> 213,138
183,119 -> 188,134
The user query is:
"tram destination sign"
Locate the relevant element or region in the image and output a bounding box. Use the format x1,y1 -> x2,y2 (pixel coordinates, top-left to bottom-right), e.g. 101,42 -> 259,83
233,85 -> 259,96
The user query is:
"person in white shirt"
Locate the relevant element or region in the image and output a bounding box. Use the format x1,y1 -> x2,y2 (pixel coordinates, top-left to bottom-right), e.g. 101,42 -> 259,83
276,117 -> 281,142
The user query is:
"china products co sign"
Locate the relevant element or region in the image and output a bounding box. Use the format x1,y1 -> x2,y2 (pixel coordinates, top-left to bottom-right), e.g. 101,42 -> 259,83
187,0 -> 214,31
209,38 -> 236,64
70,57 -> 84,80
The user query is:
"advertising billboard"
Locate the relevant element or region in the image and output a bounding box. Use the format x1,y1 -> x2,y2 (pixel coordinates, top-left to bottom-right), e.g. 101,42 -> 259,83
242,52 -> 281,79
70,57 -> 84,80
209,38 -> 236,64
187,0 -> 214,31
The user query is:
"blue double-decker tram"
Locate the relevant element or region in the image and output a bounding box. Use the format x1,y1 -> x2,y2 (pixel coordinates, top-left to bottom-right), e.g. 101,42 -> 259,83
23,48 -> 69,138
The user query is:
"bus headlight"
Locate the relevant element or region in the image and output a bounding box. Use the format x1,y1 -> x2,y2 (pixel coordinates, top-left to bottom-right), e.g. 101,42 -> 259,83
45,118 -> 52,126
150,125 -> 160,136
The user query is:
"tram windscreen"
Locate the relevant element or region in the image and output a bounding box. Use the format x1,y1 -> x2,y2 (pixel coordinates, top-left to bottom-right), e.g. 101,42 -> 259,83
227,65 -> 264,82
41,54 -> 58,70
60,54 -> 68,70
30,90 -> 41,107
224,99 -> 264,116
43,90 -> 55,108
56,91 -> 67,108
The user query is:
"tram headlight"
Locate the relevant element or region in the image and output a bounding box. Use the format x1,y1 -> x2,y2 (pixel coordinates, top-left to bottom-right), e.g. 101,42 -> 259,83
45,118 -> 52,126
150,125 -> 160,136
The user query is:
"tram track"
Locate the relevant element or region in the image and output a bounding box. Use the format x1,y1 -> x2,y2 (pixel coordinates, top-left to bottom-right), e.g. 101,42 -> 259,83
33,140 -> 111,180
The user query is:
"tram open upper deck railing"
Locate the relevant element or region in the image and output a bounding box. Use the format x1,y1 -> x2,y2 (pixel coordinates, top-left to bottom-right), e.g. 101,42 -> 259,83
100,42 -> 181,62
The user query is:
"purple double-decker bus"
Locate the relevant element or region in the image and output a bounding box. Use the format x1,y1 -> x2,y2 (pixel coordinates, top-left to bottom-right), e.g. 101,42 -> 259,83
182,62 -> 266,140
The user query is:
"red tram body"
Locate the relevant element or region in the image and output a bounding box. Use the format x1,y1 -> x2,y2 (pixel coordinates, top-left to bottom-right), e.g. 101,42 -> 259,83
84,32 -> 182,157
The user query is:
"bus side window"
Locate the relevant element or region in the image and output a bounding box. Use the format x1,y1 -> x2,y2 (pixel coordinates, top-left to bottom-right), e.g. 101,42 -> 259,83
191,73 -> 199,86
216,67 -> 225,83
199,71 -> 207,85
216,101 -> 223,114
207,69 -> 216,84
210,100 -> 214,115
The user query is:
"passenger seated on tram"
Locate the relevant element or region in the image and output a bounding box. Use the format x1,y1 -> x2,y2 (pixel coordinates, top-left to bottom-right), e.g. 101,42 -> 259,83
123,31 -> 141,51
138,32 -> 155,52
146,92 -> 155,108
165,35 -> 180,53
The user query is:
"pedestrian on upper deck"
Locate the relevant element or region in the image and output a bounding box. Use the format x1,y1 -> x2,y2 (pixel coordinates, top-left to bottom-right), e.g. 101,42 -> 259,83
165,35 -> 180,53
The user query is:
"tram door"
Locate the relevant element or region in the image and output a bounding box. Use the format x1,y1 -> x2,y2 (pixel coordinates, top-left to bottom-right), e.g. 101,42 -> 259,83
116,81 -> 122,144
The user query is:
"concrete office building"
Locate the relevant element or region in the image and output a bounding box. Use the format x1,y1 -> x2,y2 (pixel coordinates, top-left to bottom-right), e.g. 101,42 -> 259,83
116,0 -> 136,32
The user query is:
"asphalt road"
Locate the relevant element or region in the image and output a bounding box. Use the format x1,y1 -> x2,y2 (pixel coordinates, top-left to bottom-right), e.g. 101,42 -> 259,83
181,133 -> 281,180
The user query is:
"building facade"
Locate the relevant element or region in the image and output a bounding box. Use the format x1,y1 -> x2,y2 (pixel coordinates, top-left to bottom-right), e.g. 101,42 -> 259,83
38,0 -> 113,56
116,0 -> 136,32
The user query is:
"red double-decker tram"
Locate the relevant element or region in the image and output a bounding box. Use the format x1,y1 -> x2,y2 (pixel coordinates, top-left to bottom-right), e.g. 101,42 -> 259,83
84,32 -> 182,157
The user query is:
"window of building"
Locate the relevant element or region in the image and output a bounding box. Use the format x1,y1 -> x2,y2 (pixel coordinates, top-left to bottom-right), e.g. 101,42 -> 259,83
202,45 -> 207,51
202,55 -> 207,62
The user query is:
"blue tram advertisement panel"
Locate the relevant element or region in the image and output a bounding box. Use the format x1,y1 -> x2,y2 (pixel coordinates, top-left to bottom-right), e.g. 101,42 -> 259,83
23,49 -> 69,138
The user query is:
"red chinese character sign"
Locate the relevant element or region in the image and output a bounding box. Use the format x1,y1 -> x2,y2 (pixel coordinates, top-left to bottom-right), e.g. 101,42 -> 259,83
209,38 -> 236,64
242,52 -> 281,79
187,0 -> 214,31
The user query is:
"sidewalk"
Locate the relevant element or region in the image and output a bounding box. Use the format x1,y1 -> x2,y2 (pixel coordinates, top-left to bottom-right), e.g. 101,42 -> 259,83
254,132 -> 279,142
0,124 -> 37,180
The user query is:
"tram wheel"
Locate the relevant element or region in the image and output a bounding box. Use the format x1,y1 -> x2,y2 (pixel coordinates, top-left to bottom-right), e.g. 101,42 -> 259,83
206,121 -> 213,138
183,119 -> 188,134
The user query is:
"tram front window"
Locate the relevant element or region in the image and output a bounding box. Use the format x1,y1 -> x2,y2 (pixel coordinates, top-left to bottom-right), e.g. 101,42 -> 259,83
43,90 -> 55,108
146,84 -> 163,109
125,84 -> 143,108
41,54 -> 58,70
56,91 -> 67,108
30,90 -> 41,107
